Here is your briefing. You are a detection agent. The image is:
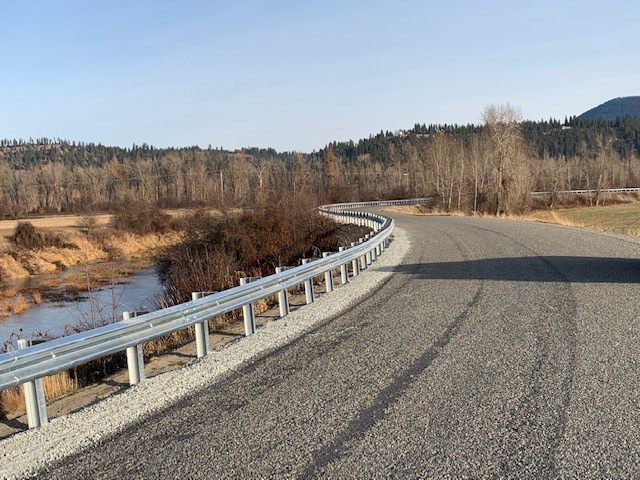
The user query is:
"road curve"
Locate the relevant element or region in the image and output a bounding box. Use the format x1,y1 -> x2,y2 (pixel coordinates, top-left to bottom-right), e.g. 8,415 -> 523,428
36,212 -> 640,478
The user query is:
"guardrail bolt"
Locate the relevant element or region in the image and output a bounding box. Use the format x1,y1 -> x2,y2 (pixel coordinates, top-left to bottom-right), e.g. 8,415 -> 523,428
17,339 -> 48,429
301,258 -> 315,304
239,277 -> 257,335
275,267 -> 290,317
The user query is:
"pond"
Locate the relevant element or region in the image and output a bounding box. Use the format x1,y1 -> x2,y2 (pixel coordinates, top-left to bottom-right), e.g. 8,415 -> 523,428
0,266 -> 163,348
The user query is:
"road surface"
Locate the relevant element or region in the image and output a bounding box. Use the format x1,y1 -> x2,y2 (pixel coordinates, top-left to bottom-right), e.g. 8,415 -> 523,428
36,212 -> 640,478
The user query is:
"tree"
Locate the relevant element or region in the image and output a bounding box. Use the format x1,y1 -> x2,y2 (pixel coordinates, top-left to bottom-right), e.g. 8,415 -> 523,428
482,103 -> 524,214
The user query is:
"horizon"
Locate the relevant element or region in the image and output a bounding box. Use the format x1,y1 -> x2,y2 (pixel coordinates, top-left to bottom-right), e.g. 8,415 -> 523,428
0,102 -> 634,155
2,1 -> 639,152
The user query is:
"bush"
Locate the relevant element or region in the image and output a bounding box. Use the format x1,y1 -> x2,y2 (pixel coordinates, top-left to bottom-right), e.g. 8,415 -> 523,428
157,194 -> 341,306
11,222 -> 76,250
77,213 -> 99,235
112,204 -> 175,235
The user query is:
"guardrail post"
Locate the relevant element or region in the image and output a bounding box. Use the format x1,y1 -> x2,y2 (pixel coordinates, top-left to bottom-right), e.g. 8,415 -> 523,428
240,277 -> 257,335
123,311 -> 145,385
17,339 -> 48,429
191,292 -> 215,358
301,258 -> 315,304
322,252 -> 334,293
371,237 -> 377,262
275,267 -> 290,317
358,237 -> 367,270
350,242 -> 360,276
339,246 -> 349,284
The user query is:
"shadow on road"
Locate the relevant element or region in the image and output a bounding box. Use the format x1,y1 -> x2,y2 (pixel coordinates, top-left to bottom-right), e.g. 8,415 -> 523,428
381,256 -> 640,283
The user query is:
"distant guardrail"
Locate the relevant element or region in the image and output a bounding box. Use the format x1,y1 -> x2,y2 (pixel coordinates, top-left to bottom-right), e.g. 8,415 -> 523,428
0,198 -> 428,430
530,187 -> 640,196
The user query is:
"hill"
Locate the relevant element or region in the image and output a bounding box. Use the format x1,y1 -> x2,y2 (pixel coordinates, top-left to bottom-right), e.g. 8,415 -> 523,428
579,96 -> 640,121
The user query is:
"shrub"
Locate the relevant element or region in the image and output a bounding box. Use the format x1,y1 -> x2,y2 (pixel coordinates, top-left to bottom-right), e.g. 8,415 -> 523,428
77,213 -> 99,235
112,204 -> 174,235
11,222 -> 75,250
157,194 -> 341,306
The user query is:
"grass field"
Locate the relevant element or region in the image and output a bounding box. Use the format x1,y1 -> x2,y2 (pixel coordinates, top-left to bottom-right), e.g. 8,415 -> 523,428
385,202 -> 640,238
0,208 -> 239,239
527,204 -> 640,237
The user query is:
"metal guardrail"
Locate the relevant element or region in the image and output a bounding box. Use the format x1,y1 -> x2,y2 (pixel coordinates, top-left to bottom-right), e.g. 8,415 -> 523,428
530,187 -> 640,196
0,198 -> 427,429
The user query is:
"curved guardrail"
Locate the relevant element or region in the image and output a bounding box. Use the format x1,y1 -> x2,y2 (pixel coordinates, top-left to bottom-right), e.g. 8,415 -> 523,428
0,198 -> 428,429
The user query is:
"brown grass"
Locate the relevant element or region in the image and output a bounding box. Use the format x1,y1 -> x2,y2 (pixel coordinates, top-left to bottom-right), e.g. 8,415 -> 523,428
0,372 -> 78,415
31,289 -> 42,305
0,299 -> 10,319
11,294 -> 29,314
384,204 -> 465,216
40,276 -> 62,289
0,288 -> 17,299
387,200 -> 640,239
0,231 -> 180,281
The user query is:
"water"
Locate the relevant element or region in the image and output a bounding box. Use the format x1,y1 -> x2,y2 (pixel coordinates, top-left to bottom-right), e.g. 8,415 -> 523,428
0,267 -> 162,347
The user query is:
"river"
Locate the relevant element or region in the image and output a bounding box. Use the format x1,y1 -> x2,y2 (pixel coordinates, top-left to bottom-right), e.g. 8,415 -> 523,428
0,266 -> 162,347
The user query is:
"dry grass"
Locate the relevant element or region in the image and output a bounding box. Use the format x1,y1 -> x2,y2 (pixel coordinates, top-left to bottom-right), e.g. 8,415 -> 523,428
0,208 -> 228,238
106,232 -> 182,260
0,372 -> 78,415
11,294 -> 29,314
0,288 -> 17,299
0,231 -> 181,281
388,201 -> 640,239
0,299 -> 10,319
40,276 -> 62,289
31,289 -> 42,305
384,204 -> 465,216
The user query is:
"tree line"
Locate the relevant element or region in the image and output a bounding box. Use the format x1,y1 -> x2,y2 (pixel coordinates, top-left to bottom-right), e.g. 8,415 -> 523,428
1,105 -> 639,217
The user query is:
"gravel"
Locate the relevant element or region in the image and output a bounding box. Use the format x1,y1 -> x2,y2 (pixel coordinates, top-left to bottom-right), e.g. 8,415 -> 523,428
0,228 -> 410,480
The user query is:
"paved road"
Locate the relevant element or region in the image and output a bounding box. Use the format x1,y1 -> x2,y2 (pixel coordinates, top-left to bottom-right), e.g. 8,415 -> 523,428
38,212 -> 640,478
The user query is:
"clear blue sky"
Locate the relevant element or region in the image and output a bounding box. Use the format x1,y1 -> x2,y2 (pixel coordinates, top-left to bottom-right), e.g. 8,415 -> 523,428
1,1 -> 638,152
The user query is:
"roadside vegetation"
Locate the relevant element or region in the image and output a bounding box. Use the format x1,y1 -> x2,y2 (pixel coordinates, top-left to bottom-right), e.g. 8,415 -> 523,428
0,205 -> 182,284
388,193 -> 640,238
0,193 -> 369,419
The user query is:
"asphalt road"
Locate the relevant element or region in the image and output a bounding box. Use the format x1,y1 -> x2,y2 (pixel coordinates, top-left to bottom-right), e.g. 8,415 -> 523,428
37,212 -> 640,479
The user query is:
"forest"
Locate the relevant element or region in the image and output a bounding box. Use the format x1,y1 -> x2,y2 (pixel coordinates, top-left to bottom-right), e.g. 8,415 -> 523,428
1,108 -> 639,217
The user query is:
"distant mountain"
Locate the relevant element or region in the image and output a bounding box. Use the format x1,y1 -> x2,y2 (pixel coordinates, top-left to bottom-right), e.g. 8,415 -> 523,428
579,96 -> 640,121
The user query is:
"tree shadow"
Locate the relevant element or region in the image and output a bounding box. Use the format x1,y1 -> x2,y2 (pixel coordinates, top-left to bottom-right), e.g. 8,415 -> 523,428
381,257 -> 640,283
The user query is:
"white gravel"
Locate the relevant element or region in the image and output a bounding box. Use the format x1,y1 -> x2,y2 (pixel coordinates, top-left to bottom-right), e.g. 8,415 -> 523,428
0,228 -> 410,480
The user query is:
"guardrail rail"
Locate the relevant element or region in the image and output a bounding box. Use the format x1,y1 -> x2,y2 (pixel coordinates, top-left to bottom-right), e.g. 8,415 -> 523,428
530,187 -> 640,196
0,198 -> 429,429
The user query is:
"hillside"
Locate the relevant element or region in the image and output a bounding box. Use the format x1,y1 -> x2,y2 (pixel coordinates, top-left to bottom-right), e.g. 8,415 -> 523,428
579,96 -> 640,121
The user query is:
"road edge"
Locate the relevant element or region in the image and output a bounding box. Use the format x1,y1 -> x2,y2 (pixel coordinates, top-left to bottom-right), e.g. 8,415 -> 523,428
0,228 -> 411,480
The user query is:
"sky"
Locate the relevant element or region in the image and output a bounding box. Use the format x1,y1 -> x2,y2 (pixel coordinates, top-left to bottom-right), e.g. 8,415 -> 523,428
1,0 -> 639,152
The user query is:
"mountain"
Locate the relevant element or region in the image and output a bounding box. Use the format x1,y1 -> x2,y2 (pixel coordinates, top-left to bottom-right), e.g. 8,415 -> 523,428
579,96 -> 640,121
